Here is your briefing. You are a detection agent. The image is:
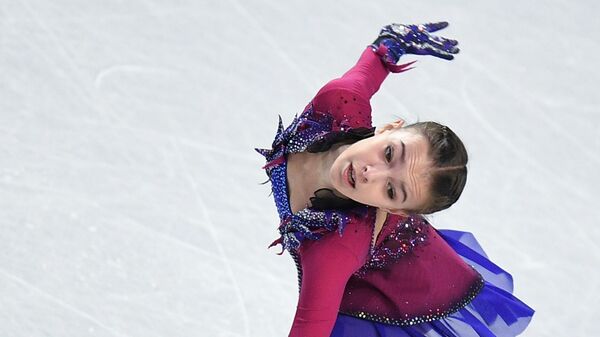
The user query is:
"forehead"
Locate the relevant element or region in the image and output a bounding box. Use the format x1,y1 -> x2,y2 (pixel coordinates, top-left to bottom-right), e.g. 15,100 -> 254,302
388,128 -> 434,208
387,128 -> 431,157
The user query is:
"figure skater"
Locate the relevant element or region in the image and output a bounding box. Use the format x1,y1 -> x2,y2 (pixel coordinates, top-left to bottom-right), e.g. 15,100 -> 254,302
256,21 -> 534,337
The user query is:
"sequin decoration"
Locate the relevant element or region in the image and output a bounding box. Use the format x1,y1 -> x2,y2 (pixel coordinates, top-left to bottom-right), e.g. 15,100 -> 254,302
289,250 -> 303,292
339,269 -> 485,326
278,208 -> 352,252
254,104 -> 335,170
268,163 -> 291,220
354,215 -> 429,277
255,103 -> 361,256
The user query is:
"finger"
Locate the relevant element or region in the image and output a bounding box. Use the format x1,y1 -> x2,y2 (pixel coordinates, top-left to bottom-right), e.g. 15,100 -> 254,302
430,34 -> 459,47
422,34 -> 459,54
429,35 -> 460,53
423,21 -> 449,33
424,34 -> 450,51
412,43 -> 455,60
445,37 -> 459,46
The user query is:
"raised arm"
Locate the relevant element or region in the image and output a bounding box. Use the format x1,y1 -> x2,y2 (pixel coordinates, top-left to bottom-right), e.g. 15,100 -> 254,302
311,47 -> 391,129
311,22 -> 459,129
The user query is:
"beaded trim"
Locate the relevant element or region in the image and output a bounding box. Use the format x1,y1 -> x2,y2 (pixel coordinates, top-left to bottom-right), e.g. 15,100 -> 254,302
289,250 -> 303,292
255,104 -> 334,167
277,208 -> 353,252
339,268 -> 485,326
354,215 -> 429,278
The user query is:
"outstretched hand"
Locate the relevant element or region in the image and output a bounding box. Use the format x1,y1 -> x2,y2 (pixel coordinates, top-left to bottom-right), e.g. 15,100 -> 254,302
379,22 -> 459,60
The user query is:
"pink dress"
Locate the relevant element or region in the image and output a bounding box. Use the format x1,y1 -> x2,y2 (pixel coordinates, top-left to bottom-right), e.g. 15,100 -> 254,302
256,46 -> 534,337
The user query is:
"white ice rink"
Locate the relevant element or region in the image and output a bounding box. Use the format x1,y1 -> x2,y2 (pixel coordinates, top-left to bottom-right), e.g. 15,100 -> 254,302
1,1 -> 599,336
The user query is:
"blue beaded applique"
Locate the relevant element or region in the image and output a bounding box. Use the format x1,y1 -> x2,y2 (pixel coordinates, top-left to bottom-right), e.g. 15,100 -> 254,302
255,103 -> 335,166
255,104 -> 362,254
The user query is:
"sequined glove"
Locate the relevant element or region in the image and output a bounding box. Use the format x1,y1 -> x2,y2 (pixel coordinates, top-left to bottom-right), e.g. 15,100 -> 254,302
372,21 -> 459,71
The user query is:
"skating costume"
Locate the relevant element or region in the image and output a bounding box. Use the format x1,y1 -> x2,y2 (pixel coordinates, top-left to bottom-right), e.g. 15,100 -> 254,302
255,25 -> 534,337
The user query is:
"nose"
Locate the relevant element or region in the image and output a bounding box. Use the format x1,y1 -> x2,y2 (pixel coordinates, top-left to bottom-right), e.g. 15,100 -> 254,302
361,164 -> 387,184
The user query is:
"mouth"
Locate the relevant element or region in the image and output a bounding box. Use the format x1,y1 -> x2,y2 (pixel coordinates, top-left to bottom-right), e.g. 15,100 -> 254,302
345,163 -> 356,188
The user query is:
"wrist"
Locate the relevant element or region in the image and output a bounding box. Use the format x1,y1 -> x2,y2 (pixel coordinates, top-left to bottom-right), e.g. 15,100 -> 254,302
371,37 -> 406,64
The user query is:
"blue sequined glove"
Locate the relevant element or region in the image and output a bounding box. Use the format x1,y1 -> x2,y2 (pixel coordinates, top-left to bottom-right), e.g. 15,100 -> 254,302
372,21 -> 460,65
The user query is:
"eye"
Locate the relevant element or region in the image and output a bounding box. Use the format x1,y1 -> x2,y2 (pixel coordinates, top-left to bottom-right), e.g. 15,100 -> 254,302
385,145 -> 393,163
387,182 -> 395,200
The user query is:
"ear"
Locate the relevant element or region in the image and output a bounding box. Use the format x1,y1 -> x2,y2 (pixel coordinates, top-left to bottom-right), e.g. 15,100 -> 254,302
375,119 -> 406,135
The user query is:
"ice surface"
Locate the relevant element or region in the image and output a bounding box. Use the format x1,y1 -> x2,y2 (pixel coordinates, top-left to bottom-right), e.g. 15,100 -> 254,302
1,0 -> 598,336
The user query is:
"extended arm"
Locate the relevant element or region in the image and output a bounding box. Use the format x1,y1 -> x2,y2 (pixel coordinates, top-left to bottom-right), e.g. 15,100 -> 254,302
311,48 -> 390,130
288,242 -> 359,336
288,219 -> 372,337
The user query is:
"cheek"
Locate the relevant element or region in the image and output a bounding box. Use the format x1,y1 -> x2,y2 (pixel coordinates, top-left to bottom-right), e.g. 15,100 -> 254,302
330,159 -> 346,189
366,188 -> 381,204
346,142 -> 370,160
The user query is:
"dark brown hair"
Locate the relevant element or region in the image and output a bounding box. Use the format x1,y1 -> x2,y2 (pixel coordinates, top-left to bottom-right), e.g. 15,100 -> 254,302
403,121 -> 468,214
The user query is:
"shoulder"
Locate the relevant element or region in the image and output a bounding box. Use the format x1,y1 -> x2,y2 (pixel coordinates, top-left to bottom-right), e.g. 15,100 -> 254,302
311,88 -> 373,130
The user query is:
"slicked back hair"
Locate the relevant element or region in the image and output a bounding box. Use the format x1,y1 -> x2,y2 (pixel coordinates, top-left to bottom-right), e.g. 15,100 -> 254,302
403,121 -> 468,214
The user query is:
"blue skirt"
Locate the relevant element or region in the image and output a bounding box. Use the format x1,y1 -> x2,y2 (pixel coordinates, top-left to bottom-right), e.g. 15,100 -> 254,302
331,230 -> 535,337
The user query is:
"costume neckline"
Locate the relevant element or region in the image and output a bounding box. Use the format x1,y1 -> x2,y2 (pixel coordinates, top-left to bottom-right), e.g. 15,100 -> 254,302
281,156 -> 379,253
373,210 -> 389,248
283,159 -> 298,216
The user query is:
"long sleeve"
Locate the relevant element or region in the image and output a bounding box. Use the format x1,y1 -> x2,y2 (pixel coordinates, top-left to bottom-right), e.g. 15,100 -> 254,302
288,219 -> 372,337
311,47 -> 392,129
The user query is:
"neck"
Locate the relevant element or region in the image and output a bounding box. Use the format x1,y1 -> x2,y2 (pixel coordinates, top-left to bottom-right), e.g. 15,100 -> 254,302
303,144 -> 348,197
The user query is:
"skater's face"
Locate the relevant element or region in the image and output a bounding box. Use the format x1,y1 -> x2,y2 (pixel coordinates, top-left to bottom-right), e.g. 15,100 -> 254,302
329,123 -> 433,214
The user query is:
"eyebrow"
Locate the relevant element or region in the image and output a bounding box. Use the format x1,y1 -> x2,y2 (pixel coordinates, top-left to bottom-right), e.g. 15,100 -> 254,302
400,141 -> 406,163
399,141 -> 407,202
400,182 -> 407,203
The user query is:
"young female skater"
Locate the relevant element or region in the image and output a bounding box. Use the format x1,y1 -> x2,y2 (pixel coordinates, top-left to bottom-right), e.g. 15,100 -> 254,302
256,22 -> 534,337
